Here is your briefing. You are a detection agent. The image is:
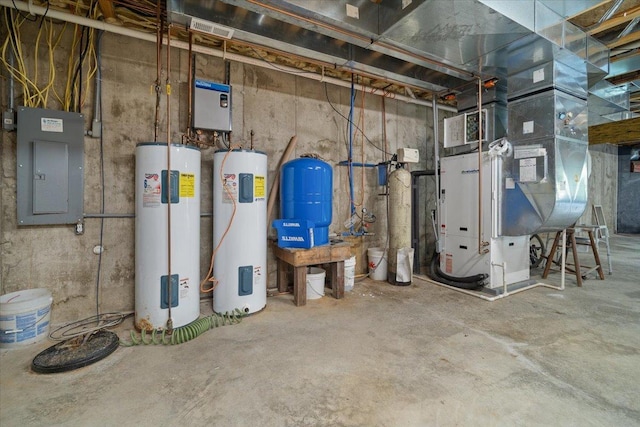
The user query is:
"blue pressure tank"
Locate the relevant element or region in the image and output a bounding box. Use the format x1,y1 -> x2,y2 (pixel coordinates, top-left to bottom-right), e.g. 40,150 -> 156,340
280,158 -> 333,246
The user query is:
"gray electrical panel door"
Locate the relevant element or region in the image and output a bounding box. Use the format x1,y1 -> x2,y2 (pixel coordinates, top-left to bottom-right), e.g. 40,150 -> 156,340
33,141 -> 69,214
17,107 -> 84,225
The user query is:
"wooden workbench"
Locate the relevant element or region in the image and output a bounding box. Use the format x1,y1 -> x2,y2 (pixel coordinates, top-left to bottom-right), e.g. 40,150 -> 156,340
272,241 -> 352,306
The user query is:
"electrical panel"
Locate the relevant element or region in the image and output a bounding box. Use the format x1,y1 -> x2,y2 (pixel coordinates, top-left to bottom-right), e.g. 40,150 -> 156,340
16,107 -> 84,225
192,79 -> 232,132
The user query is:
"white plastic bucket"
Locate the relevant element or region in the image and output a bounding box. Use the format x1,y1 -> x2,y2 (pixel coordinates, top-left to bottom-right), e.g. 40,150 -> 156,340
306,267 -> 326,300
367,247 -> 388,281
344,256 -> 356,291
0,288 -> 53,349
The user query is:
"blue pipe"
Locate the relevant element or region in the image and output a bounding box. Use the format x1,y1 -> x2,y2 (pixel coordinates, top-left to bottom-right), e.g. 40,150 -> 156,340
337,161 -> 377,168
348,75 -> 356,234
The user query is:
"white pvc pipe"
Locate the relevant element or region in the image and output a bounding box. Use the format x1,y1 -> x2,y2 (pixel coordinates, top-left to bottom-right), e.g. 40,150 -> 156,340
414,275 -> 564,302
1,0 -> 457,112
560,228 -> 566,290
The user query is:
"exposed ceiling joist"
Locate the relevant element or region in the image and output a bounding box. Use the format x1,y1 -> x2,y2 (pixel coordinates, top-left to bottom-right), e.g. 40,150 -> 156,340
589,116 -> 640,144
606,23 -> 640,48
587,4 -> 640,35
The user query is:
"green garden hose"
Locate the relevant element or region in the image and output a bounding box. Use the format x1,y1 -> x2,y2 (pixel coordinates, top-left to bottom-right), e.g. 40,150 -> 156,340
121,309 -> 245,346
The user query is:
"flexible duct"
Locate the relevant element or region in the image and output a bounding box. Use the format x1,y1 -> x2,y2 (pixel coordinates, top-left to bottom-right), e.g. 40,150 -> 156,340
427,251 -> 487,290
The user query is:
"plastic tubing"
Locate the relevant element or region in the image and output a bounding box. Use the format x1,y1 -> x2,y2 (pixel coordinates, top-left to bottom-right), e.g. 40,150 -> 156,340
428,251 -> 486,290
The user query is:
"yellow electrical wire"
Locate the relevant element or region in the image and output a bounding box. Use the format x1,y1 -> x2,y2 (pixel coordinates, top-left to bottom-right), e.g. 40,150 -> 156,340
7,12 -> 45,108
51,22 -> 69,108
0,2 -> 96,111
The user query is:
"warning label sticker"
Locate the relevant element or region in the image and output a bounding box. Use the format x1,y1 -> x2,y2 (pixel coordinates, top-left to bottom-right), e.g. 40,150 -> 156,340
180,173 -> 195,198
445,253 -> 453,274
143,173 -> 161,207
519,158 -> 537,182
222,173 -> 237,203
254,176 -> 265,200
254,266 -> 262,285
41,117 -> 63,133
180,277 -> 189,299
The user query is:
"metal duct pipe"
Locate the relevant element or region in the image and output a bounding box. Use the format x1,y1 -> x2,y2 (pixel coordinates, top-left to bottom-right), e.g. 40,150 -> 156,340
0,0 -> 455,112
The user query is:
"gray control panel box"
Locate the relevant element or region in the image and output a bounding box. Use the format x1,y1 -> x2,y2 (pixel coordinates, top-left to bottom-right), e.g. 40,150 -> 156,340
192,79 -> 232,132
17,107 -> 84,225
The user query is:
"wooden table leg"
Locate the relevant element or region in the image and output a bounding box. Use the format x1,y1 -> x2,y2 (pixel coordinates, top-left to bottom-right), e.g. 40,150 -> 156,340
542,232 -> 561,279
293,266 -> 307,306
329,261 -> 345,299
569,230 -> 583,287
588,230 -> 605,280
277,259 -> 289,293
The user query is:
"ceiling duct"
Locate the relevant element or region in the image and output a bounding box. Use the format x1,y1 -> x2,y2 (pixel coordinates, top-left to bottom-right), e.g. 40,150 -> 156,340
189,17 -> 235,39
168,1 -> 618,122
166,0 -> 620,237
167,0 -> 473,93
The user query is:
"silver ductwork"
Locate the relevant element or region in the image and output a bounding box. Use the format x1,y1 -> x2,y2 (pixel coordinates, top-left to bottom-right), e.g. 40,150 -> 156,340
501,31 -> 591,235
167,0 -> 611,237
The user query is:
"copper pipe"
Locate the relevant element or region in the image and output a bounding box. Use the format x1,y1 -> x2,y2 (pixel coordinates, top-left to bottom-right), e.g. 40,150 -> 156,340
165,23 -> 173,332
187,31 -> 193,139
153,3 -> 162,142
477,76 -> 488,255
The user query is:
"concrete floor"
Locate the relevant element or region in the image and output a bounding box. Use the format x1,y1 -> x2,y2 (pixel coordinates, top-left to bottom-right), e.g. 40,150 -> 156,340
1,235 -> 639,426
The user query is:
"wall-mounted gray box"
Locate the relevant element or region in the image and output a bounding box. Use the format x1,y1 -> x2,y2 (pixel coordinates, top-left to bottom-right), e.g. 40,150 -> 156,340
17,107 -> 84,225
192,79 -> 232,132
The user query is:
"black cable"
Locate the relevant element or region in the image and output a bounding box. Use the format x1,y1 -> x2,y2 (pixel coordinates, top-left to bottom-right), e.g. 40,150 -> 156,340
428,251 -> 486,290
70,1 -> 97,112
323,82 -> 389,156
10,0 -> 37,22
38,1 -> 50,30
49,312 -> 133,341
5,9 -> 19,58
71,26 -> 91,112
95,30 -> 104,317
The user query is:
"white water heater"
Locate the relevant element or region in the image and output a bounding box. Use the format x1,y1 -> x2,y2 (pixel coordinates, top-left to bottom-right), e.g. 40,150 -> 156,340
213,150 -> 267,314
135,143 -> 201,331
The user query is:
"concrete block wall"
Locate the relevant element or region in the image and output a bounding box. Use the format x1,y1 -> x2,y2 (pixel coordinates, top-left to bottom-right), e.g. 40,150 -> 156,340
0,29 -> 438,322
579,144 -> 618,231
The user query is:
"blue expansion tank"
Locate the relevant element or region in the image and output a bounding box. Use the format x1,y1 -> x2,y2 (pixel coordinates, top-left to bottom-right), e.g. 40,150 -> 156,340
280,157 -> 333,246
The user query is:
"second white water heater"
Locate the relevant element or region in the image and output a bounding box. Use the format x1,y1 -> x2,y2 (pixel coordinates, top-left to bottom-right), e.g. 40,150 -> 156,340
213,149 -> 267,314
135,143 -> 201,331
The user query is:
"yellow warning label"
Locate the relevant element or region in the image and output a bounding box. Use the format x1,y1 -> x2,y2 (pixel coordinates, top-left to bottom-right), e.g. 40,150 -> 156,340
254,176 -> 265,199
180,173 -> 195,198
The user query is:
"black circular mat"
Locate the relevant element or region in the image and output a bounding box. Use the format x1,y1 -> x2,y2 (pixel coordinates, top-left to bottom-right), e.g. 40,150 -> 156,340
32,330 -> 119,374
